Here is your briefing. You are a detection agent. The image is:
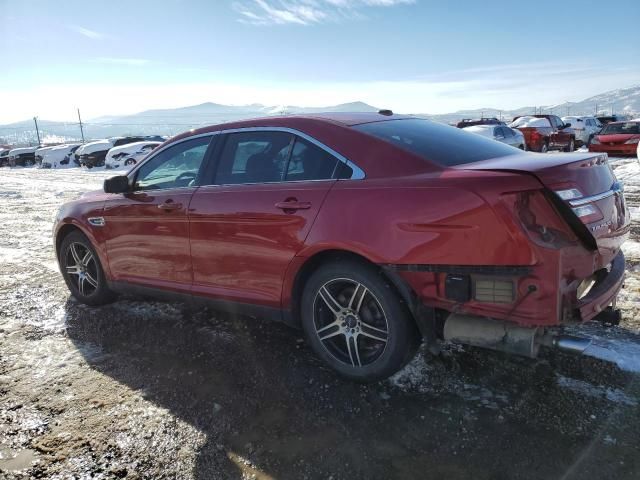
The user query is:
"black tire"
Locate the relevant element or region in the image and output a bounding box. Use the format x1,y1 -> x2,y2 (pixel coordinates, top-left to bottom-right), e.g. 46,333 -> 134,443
300,260 -> 420,382
518,144 -> 525,150
124,158 -> 136,166
565,137 -> 575,152
540,140 -> 549,153
59,231 -> 116,306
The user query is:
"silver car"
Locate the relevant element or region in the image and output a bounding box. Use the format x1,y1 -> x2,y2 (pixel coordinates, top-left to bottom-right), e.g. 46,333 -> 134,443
462,124 -> 526,150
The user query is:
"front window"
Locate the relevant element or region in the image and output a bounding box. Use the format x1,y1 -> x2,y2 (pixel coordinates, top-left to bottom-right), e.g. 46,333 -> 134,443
354,118 -> 518,167
601,122 -> 640,135
133,136 -> 211,191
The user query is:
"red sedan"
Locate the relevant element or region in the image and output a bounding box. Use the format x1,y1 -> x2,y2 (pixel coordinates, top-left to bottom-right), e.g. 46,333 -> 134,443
589,120 -> 640,156
54,112 -> 630,381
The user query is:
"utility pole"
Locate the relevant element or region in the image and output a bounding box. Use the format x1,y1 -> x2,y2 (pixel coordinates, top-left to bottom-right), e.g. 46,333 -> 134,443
77,108 -> 85,143
33,117 -> 41,145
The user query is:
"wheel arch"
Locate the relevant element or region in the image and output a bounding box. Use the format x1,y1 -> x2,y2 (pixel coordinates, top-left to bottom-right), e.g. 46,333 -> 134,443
55,221 -> 112,279
284,248 -> 431,341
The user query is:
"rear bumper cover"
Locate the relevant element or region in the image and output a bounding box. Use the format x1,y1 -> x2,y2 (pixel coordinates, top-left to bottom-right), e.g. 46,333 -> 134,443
589,144 -> 637,156
575,249 -> 625,321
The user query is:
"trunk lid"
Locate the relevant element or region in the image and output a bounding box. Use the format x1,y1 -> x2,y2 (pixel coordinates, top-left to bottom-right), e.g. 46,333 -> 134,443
457,152 -> 631,254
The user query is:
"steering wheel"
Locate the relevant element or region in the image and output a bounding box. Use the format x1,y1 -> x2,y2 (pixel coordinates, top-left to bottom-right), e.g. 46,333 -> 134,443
175,171 -> 197,186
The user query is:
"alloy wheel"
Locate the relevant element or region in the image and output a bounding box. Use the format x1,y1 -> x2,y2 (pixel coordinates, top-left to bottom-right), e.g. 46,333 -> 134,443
65,242 -> 99,296
313,278 -> 389,367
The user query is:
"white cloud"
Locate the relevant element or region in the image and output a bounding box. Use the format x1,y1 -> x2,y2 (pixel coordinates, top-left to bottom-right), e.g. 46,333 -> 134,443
67,25 -> 104,39
233,0 -> 415,25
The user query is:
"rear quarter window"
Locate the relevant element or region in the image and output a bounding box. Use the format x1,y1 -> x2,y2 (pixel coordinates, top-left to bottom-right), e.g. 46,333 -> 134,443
354,118 -> 518,167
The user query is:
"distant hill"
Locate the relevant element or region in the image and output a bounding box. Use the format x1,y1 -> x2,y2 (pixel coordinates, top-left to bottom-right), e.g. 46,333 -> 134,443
0,101 -> 380,145
2,85 -> 638,145
421,84 -> 640,124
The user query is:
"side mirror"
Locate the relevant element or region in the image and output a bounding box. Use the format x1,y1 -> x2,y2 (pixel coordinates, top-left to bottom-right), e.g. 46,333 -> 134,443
564,122 -> 571,128
104,175 -> 130,194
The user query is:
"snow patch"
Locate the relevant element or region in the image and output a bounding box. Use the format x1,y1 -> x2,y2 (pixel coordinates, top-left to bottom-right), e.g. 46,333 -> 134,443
557,375 -> 637,406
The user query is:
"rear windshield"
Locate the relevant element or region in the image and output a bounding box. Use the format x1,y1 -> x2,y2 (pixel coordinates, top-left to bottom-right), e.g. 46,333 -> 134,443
601,122 -> 640,135
354,118 -> 518,167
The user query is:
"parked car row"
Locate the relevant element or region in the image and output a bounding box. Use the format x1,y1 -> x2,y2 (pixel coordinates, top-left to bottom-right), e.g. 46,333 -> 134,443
0,135 -> 166,169
75,136 -> 165,168
458,113 -> 637,154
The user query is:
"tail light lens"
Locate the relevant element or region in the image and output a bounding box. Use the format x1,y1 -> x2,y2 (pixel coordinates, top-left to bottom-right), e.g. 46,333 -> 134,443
506,190 -> 577,249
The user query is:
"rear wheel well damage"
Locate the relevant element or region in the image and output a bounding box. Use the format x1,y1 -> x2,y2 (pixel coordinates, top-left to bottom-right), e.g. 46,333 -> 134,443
289,249 -> 436,343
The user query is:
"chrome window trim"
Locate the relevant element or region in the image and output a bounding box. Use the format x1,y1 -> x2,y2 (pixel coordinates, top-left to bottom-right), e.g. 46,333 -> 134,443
214,126 -> 365,180
569,184 -> 623,207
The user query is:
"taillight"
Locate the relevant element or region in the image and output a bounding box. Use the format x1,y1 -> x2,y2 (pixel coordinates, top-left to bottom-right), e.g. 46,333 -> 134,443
507,190 -> 577,248
553,187 -> 604,224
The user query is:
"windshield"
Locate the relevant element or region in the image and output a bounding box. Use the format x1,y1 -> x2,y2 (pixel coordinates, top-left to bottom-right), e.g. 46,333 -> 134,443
354,118 -> 518,167
601,122 -> 640,135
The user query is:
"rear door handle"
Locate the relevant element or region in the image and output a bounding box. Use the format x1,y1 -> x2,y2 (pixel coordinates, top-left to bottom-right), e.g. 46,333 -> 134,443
158,201 -> 182,211
275,200 -> 312,211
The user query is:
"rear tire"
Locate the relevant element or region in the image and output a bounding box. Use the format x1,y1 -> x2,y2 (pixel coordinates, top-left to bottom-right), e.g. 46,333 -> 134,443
59,231 -> 116,306
124,158 -> 136,166
565,138 -> 575,152
300,260 -> 420,382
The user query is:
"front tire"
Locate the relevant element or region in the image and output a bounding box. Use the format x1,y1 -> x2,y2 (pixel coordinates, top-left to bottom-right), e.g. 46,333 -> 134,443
300,260 -> 420,382
59,231 -> 115,306
540,140 -> 549,153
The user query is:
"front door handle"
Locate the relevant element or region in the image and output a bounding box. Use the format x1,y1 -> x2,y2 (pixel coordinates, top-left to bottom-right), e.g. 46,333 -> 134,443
275,200 -> 312,212
158,200 -> 182,211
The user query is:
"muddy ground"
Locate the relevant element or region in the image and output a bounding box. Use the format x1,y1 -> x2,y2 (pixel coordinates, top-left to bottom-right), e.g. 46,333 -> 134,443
1,159 -> 640,479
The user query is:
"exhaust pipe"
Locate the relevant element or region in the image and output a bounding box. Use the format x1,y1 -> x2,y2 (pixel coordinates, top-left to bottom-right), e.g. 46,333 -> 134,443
540,334 -> 591,354
443,314 -> 592,358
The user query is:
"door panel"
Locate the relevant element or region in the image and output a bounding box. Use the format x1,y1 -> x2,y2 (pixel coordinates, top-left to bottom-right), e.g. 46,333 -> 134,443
189,182 -> 333,307
103,190 -> 194,290
102,135 -> 213,291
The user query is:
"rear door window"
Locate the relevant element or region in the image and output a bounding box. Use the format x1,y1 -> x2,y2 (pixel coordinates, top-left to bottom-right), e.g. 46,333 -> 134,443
215,131 -> 293,185
285,137 -> 339,181
354,119 -> 517,167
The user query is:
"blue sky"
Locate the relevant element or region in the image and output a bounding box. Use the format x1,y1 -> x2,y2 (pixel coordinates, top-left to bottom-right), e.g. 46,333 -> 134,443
0,0 -> 638,122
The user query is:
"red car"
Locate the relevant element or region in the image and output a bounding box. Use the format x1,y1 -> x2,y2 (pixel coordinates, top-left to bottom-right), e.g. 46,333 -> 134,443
589,121 -> 640,156
510,115 -> 576,153
54,113 -> 630,381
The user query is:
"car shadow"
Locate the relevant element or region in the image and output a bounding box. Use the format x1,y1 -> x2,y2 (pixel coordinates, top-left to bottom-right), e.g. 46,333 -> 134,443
64,297 -> 640,479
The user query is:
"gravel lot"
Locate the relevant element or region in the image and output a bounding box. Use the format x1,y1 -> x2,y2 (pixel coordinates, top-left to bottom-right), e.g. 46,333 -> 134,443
1,159 -> 640,479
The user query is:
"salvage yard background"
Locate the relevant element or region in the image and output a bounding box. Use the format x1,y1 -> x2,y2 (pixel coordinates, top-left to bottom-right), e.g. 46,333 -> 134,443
1,156 -> 640,479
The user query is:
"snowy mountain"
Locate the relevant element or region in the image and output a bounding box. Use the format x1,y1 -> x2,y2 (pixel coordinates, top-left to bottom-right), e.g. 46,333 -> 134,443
422,85 -> 640,124
1,85 -> 638,146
